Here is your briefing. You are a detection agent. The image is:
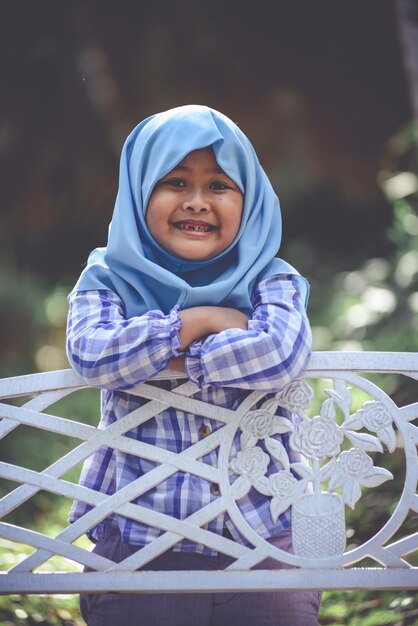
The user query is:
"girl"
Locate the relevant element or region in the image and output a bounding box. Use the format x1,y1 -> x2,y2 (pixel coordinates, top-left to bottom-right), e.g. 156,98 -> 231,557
67,105 -> 320,625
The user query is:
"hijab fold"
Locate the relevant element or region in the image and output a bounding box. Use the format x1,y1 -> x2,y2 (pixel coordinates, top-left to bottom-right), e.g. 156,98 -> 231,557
72,105 -> 308,317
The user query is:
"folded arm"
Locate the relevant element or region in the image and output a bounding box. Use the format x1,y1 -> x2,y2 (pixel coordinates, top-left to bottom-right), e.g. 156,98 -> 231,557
66,275 -> 310,393
184,275 -> 312,392
66,290 -> 184,389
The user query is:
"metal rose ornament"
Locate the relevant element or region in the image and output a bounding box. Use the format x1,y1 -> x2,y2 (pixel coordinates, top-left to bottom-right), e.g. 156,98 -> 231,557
229,377 -> 395,559
229,446 -> 271,500
290,416 -> 344,460
274,380 -> 314,413
344,400 -> 397,452
239,397 -> 294,469
267,471 -> 307,523
328,448 -> 393,509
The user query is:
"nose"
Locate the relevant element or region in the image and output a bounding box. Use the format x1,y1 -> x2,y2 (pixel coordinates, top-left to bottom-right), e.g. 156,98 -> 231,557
182,187 -> 210,213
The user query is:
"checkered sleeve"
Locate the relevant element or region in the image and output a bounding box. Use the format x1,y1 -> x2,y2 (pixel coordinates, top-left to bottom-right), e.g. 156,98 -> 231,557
185,275 -> 311,391
66,290 -> 183,390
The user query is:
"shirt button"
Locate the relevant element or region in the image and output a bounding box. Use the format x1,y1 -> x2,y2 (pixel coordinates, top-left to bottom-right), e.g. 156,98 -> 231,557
210,483 -> 220,496
198,424 -> 212,438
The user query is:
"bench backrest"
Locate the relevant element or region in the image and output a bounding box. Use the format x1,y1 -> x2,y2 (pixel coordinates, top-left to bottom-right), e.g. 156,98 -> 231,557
0,351 -> 417,594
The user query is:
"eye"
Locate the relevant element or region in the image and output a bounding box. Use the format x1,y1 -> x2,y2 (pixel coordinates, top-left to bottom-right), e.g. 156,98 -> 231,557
161,178 -> 186,188
210,181 -> 230,191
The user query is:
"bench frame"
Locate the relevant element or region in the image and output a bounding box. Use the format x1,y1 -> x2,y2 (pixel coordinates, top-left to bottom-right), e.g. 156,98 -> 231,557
0,351 -> 417,594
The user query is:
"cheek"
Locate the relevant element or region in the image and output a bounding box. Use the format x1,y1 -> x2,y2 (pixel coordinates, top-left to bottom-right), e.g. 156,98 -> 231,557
145,211 -> 169,250
145,208 -> 157,237
145,194 -> 167,232
228,203 -> 243,238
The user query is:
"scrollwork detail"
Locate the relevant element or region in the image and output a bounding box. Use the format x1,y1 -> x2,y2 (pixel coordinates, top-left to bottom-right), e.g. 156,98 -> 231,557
229,378 -> 396,558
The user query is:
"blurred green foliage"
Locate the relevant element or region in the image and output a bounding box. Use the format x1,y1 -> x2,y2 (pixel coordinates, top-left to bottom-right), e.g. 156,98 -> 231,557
308,121 -> 418,358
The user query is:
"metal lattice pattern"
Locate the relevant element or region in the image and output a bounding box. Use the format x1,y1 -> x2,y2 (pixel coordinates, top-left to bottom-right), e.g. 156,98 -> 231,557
0,352 -> 417,594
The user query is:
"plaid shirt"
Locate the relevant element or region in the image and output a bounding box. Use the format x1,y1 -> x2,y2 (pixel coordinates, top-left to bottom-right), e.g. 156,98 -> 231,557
67,275 -> 311,554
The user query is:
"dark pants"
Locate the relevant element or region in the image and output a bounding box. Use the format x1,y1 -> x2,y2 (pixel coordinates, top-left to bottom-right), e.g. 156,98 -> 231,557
81,529 -> 321,626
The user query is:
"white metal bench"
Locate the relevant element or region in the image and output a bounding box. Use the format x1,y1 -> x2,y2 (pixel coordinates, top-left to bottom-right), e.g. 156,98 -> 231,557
0,352 -> 417,595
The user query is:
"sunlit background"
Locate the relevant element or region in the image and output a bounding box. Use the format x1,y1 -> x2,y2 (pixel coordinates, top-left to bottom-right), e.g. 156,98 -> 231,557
0,1 -> 417,624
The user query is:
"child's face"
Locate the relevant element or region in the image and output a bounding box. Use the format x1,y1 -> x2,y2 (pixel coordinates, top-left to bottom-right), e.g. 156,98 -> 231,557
146,147 -> 243,261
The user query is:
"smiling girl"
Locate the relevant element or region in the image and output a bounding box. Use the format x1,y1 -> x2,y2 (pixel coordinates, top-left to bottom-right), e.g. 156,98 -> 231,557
66,105 -> 320,625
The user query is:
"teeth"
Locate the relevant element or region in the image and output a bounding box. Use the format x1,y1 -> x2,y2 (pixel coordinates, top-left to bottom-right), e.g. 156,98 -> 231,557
178,224 -> 211,232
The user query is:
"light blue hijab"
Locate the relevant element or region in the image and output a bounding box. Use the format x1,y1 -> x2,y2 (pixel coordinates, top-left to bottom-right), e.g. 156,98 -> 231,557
72,105 -> 308,317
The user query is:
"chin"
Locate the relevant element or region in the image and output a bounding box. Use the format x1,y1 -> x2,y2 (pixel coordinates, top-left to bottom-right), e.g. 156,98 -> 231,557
175,248 -> 216,262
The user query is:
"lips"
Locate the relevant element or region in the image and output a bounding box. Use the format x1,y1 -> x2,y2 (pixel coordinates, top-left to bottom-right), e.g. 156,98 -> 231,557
172,220 -> 217,233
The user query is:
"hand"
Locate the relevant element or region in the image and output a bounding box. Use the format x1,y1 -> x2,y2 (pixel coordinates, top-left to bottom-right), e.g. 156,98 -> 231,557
168,356 -> 185,372
207,307 -> 249,333
178,306 -> 249,350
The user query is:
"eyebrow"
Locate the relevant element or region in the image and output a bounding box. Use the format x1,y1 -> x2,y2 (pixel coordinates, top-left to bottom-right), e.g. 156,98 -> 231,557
171,164 -> 225,174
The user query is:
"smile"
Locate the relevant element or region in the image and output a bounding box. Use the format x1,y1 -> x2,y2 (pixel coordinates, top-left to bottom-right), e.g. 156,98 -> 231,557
173,221 -> 217,233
